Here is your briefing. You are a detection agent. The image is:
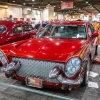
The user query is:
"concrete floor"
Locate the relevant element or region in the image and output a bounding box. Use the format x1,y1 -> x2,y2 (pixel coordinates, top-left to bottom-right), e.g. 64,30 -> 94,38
0,48 -> 100,100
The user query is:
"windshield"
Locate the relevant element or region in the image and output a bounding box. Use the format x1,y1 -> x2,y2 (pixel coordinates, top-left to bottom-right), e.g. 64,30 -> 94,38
38,25 -> 86,39
0,26 -> 6,33
23,25 -> 33,31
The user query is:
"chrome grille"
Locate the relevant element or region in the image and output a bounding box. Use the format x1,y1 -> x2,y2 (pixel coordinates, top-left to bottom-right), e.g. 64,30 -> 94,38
12,57 -> 64,83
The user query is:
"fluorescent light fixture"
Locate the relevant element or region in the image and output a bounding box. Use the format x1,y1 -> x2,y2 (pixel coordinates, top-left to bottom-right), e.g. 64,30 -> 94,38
23,3 -> 26,5
27,8 -> 31,10
86,1 -> 88,3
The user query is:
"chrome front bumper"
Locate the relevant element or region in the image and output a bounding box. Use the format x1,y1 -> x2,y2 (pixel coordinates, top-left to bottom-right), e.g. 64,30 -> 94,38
57,74 -> 83,85
1,61 -> 21,76
49,66 -> 83,90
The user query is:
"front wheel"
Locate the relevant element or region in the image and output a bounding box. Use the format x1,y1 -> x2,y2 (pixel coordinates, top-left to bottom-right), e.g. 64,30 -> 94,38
82,58 -> 90,86
95,45 -> 98,55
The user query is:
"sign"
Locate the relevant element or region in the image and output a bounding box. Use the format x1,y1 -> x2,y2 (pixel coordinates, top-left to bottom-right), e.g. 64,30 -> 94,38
88,13 -> 94,16
61,2 -> 73,9
13,18 -> 18,21
20,18 -> 24,21
26,77 -> 42,88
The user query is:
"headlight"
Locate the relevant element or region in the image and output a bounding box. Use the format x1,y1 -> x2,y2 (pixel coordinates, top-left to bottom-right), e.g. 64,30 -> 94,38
0,51 -> 8,66
65,58 -> 81,77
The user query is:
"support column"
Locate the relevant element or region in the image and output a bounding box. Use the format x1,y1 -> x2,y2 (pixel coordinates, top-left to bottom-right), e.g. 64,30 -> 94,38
42,5 -> 54,21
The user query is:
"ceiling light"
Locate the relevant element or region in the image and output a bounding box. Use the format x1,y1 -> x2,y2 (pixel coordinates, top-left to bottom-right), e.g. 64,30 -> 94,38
32,0 -> 35,1
13,1 -> 15,2
23,3 -> 26,5
86,1 -> 88,3
27,8 -> 31,10
32,5 -> 34,6
54,6 -> 56,7
61,1 -> 63,2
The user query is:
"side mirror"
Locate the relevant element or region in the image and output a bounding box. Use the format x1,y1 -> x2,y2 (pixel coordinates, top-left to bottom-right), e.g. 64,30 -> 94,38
92,31 -> 98,37
30,30 -> 37,35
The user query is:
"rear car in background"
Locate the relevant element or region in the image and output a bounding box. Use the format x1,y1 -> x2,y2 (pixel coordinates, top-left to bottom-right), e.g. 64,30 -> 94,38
0,21 -> 98,91
0,20 -> 36,46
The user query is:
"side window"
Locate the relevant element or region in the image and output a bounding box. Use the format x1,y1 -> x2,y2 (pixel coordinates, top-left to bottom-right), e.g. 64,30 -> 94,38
13,26 -> 22,34
88,25 -> 92,36
23,25 -> 33,31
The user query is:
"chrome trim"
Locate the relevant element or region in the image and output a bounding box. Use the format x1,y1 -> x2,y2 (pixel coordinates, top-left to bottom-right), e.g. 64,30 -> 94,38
1,61 -> 21,75
57,74 -> 83,85
49,66 -> 83,86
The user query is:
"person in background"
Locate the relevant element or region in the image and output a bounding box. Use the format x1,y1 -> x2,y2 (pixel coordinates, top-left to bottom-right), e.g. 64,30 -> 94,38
9,15 -> 13,20
92,21 -> 99,31
97,22 -> 100,45
31,18 -> 36,28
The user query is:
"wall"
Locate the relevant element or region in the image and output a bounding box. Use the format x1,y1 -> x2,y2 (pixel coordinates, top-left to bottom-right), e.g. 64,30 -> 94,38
57,13 -> 64,20
6,6 -> 22,19
0,8 -> 7,19
0,5 -> 22,20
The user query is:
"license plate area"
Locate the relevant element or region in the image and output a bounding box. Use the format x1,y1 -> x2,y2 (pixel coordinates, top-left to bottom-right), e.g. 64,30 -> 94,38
26,77 -> 43,88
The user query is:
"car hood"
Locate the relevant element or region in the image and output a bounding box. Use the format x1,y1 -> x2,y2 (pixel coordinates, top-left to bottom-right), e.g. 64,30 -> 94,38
9,38 -> 87,62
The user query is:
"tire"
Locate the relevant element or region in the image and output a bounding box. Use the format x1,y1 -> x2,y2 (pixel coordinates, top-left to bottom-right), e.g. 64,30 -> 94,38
95,45 -> 98,55
82,57 -> 90,86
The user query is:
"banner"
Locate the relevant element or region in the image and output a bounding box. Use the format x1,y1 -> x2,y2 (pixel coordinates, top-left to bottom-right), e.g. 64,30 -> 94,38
61,2 -> 73,9
26,18 -> 30,22
88,13 -> 94,16
13,18 -> 18,21
20,18 -> 24,21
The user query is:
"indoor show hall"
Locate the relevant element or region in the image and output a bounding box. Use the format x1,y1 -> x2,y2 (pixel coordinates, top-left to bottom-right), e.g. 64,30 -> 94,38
0,0 -> 100,100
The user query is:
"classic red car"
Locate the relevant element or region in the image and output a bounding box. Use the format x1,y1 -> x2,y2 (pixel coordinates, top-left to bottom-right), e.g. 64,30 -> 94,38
0,21 -> 98,91
0,20 -> 36,45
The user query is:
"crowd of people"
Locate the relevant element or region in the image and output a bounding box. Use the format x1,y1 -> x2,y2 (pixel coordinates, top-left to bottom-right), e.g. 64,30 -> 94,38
92,21 -> 100,45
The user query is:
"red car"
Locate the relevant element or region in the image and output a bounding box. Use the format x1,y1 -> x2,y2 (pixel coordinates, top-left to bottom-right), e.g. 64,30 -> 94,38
0,20 -> 36,45
0,21 -> 98,91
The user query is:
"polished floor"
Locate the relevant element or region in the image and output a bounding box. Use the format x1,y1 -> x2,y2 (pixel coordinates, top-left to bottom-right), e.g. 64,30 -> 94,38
0,48 -> 100,100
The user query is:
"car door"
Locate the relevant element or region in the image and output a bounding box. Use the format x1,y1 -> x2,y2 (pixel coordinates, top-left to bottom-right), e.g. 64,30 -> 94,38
5,25 -> 24,44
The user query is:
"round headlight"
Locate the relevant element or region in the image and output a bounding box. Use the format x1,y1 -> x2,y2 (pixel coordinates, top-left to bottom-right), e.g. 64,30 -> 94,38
0,51 -> 4,57
65,58 -> 81,77
0,50 -> 8,66
2,56 -> 7,64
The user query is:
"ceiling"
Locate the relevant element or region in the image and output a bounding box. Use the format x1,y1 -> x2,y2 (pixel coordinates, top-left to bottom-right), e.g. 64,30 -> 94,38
0,0 -> 100,15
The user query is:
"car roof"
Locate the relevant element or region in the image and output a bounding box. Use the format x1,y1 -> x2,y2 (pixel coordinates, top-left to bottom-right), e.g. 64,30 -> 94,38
0,20 -> 28,26
51,21 -> 89,25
